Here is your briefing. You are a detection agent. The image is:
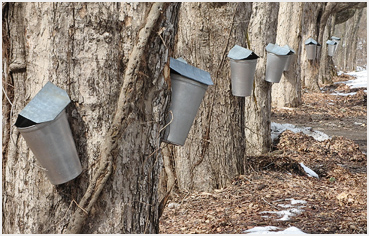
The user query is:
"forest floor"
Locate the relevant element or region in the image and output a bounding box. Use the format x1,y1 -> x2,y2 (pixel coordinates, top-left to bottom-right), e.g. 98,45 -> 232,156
159,71 -> 367,234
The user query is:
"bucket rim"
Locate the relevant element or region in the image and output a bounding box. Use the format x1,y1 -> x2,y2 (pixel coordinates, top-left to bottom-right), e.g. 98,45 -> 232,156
171,73 -> 209,90
17,110 -> 66,133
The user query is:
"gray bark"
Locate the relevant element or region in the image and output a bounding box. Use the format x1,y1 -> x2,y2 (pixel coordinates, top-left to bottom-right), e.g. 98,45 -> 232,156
244,2 -> 279,155
2,2 -> 178,233
163,2 -> 252,192
272,2 -> 303,108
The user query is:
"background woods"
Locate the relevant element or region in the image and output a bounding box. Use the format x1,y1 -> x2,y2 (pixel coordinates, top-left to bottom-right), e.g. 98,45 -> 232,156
2,2 -> 367,234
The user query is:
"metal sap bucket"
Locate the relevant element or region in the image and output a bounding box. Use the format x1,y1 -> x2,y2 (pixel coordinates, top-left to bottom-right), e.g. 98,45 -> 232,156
326,40 -> 337,57
15,82 -> 82,185
229,59 -> 257,96
227,45 -> 259,97
331,36 -> 340,51
304,38 -> 318,60
265,53 -> 289,83
162,58 -> 213,146
305,44 -> 317,60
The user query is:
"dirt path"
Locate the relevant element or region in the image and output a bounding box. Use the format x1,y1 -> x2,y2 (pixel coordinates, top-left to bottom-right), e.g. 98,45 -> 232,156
272,116 -> 367,153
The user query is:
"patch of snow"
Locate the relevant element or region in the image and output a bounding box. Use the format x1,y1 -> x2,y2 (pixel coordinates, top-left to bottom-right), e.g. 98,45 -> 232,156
167,203 -> 180,209
287,198 -> 307,205
354,122 -> 363,126
335,70 -> 367,89
300,162 -> 319,178
260,198 -> 306,221
245,226 -> 306,234
244,226 -> 279,234
337,71 -> 344,76
271,122 -> 330,142
331,91 -> 357,96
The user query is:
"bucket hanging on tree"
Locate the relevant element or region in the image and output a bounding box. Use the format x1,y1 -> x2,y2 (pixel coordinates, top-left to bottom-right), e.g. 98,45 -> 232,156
15,82 -> 82,185
304,38 -> 318,60
227,45 -> 259,97
265,43 -> 290,83
162,58 -> 213,146
326,40 -> 337,57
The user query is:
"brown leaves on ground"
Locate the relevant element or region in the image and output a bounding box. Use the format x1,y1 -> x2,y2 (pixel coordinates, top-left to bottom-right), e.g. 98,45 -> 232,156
160,131 -> 367,234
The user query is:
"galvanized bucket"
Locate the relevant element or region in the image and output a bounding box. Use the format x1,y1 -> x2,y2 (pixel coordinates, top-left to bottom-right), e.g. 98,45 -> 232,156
229,59 -> 257,96
327,44 -> 336,56
163,73 -> 208,146
265,52 -> 289,83
15,82 -> 82,185
331,36 -> 340,51
326,40 -> 337,57
305,44 -> 317,60
162,58 -> 213,146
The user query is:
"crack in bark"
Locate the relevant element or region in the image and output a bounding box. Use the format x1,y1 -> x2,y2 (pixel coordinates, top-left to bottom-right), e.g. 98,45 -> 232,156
65,3 -> 166,233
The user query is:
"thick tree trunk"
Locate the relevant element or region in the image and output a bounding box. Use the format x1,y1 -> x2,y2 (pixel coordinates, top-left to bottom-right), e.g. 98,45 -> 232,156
244,2 -> 279,155
300,2 -> 324,91
344,9 -> 364,71
272,2 -> 303,108
2,2 -> 178,233
318,14 -> 336,85
162,2 -> 252,192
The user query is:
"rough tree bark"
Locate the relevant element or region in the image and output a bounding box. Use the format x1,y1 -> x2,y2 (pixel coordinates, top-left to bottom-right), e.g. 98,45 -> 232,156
161,2 -> 252,192
343,8 -> 364,71
272,2 -> 303,108
300,2 -> 324,91
2,2 -> 178,233
244,2 -> 279,155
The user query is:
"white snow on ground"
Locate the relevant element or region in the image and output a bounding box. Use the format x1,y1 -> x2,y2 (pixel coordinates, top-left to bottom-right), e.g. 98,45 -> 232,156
271,122 -> 330,142
331,92 -> 357,96
260,198 -> 307,221
299,163 -> 319,178
244,226 -> 307,234
333,70 -> 367,95
245,199 -> 308,234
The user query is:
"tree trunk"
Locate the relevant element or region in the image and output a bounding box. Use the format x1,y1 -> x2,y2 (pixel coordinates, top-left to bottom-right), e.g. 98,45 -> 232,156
162,2 -> 252,192
272,2 -> 303,108
2,2 -> 178,233
300,2 -> 324,91
345,9 -> 364,71
318,14 -> 336,85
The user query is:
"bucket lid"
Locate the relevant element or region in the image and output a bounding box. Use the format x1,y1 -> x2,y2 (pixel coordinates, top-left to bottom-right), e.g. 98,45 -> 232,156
227,45 -> 259,60
282,44 -> 295,55
170,57 -> 213,86
331,36 -> 341,41
326,40 -> 337,45
15,81 -> 71,126
304,38 -> 318,45
265,43 -> 290,55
